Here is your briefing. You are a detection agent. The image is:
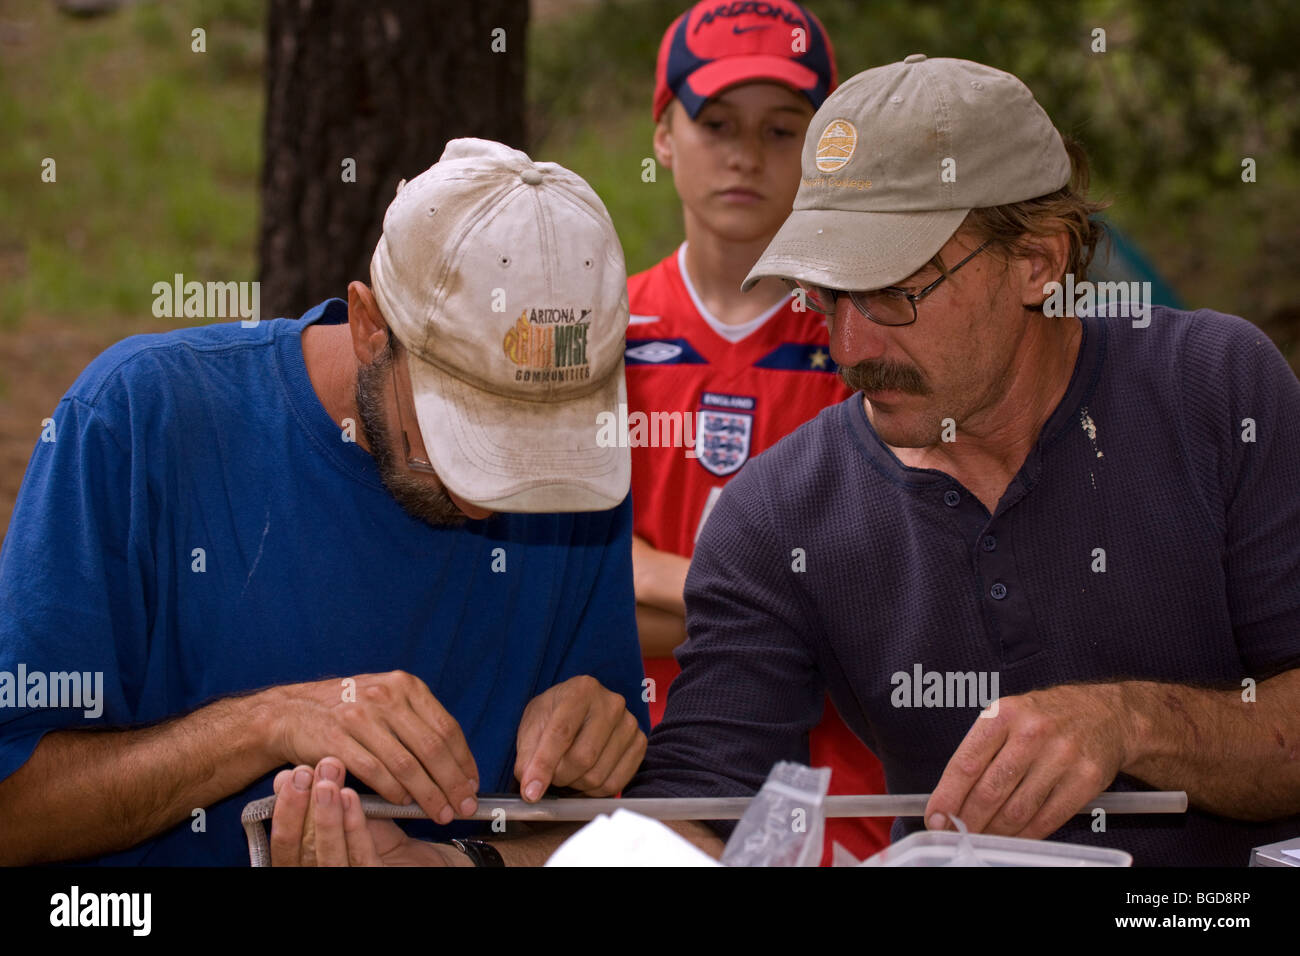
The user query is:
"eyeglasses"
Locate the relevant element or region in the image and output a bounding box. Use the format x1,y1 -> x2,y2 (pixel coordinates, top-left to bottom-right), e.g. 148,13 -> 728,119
787,239 -> 993,327
388,336 -> 439,474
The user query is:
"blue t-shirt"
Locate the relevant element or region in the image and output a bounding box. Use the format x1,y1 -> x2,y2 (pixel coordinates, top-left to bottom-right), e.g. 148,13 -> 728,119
0,299 -> 648,865
629,306 -> 1300,866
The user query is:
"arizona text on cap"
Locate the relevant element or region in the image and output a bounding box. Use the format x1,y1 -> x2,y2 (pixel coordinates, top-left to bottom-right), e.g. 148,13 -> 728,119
743,54 -> 1072,293
653,0 -> 837,121
369,138 -> 631,513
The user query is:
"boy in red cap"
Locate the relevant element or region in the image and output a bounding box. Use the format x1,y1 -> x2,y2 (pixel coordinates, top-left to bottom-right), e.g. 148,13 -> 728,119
627,0 -> 890,864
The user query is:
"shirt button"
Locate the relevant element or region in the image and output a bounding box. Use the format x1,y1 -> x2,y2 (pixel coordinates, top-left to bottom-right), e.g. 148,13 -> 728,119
982,535 -> 997,552
990,582 -> 1008,600
943,490 -> 961,508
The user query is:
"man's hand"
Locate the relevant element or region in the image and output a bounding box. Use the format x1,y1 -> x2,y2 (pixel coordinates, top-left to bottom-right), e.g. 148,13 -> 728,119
514,675 -> 647,801
265,670 -> 480,826
924,683 -> 1131,838
269,757 -> 466,867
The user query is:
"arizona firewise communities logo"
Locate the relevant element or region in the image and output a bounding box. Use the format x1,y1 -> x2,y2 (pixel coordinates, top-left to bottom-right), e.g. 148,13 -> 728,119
502,307 -> 592,383
816,119 -> 857,172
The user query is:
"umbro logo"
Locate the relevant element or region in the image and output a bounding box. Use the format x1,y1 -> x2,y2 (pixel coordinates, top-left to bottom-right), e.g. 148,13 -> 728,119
625,341 -> 683,364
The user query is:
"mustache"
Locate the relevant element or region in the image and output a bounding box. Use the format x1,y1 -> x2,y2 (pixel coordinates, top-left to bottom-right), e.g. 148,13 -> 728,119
837,359 -> 929,395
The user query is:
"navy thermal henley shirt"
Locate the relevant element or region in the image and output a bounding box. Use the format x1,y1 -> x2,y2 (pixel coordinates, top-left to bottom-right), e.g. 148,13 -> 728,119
627,306 -> 1300,866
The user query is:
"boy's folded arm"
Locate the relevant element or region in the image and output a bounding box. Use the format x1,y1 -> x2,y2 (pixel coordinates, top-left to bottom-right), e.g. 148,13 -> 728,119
636,602 -> 689,657
631,533 -> 690,616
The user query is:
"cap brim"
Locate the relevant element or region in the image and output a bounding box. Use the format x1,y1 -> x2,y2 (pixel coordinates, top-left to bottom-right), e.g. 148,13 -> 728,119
742,206 -> 970,291
683,57 -> 819,115
407,359 -> 630,513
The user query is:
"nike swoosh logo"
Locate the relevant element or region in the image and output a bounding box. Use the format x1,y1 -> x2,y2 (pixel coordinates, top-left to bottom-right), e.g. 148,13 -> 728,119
732,24 -> 770,34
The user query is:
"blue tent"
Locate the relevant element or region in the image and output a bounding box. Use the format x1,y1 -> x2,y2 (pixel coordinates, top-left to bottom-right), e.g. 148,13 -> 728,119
1091,220 -> 1183,309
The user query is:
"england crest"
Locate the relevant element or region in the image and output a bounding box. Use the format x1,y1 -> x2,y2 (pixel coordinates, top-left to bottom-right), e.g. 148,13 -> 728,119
696,392 -> 755,477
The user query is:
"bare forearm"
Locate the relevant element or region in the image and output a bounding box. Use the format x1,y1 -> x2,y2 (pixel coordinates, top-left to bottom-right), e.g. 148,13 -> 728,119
0,691 -> 278,864
637,603 -> 688,658
1121,668 -> 1300,819
631,535 -> 690,616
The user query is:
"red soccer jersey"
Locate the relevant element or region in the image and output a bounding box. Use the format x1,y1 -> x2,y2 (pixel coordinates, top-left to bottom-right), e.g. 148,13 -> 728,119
626,246 -> 846,554
626,245 -> 891,864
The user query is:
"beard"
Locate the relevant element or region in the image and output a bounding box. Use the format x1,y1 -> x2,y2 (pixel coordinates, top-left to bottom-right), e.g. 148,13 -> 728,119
838,358 -> 930,396
353,346 -> 469,529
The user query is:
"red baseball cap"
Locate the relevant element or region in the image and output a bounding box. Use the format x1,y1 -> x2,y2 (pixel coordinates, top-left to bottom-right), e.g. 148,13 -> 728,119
653,0 -> 837,122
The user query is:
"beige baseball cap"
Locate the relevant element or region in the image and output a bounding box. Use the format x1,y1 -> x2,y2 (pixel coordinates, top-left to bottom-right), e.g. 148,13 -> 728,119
369,138 -> 630,513
743,54 -> 1072,292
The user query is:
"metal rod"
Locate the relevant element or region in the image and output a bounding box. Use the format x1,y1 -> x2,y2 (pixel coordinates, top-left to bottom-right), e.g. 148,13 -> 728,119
451,790 -> 1188,822
241,790 -> 1187,865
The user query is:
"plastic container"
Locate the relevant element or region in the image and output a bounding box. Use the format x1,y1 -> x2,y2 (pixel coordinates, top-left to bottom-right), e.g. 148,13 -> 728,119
861,829 -> 1132,867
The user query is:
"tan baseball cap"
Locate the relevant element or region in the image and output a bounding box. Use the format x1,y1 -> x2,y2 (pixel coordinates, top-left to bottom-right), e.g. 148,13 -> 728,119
369,138 -> 630,513
743,54 -> 1072,292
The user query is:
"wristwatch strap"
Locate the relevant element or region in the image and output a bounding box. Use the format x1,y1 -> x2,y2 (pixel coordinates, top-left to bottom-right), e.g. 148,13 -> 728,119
449,838 -> 505,867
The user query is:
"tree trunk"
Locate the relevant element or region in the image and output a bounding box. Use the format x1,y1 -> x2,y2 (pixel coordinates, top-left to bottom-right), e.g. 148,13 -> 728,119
258,0 -> 529,319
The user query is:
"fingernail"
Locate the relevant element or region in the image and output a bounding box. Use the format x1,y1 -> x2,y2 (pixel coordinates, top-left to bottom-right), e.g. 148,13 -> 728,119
316,785 -> 332,807
293,769 -> 312,791
460,796 -> 477,816
319,761 -> 342,783
437,806 -> 454,825
927,813 -> 945,830
468,779 -> 478,793
342,790 -> 354,811
524,781 -> 543,802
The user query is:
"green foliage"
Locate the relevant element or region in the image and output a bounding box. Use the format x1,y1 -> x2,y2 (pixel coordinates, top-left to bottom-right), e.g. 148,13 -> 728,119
0,0 -> 262,329
530,0 -> 1300,326
558,113 -> 684,272
2,0 -> 1295,338
529,0 -> 684,147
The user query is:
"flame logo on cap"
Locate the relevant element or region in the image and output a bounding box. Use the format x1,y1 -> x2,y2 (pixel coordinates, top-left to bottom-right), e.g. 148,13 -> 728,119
815,120 -> 857,172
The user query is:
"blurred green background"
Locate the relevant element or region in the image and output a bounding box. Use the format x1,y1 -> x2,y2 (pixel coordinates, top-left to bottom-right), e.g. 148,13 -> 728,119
1,0 -> 1297,532
3,0 -> 1298,332
532,0 -> 1300,335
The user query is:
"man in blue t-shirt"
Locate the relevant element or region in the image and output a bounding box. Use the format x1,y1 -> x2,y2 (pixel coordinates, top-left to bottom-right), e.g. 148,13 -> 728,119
0,139 -> 650,866
621,57 -> 1300,867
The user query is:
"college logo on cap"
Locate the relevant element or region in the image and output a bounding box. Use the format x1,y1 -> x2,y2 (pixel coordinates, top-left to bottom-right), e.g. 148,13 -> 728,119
501,307 -> 593,384
815,119 -> 857,172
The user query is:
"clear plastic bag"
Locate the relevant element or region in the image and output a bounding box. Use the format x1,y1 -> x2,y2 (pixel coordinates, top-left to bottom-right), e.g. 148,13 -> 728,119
943,815 -> 988,867
721,761 -> 830,867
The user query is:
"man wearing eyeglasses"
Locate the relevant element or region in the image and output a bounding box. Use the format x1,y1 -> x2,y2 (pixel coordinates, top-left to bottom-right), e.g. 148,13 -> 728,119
0,139 -> 650,866
625,56 -> 1300,865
